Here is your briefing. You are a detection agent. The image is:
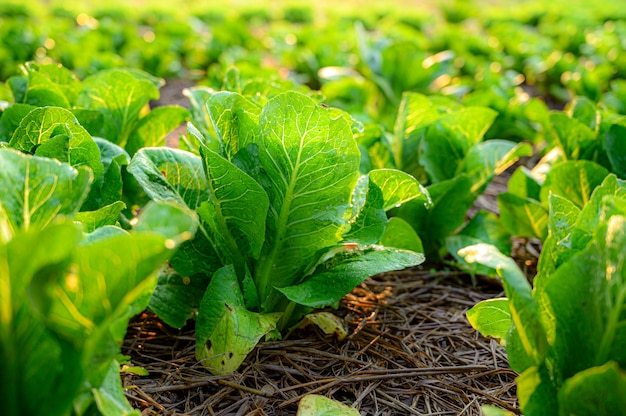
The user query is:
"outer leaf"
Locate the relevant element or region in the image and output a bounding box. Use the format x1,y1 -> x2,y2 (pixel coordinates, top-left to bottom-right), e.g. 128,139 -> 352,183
207,91 -> 261,159
9,106 -> 103,179
128,148 -> 209,210
498,192 -> 548,240
23,62 -> 82,106
379,217 -> 424,253
462,140 -> 532,193
82,226 -> 128,245
133,201 -> 198,245
253,92 -> 361,306
1,222 -> 82,342
421,107 -> 497,183
391,92 -> 439,171
344,176 -> 387,245
460,244 -> 547,365
480,405 -> 516,416
539,160 -> 609,208
505,323 -> 534,374
75,201 -> 126,233
77,69 -> 160,146
91,360 -> 140,416
297,312 -> 348,341
22,71 -> 70,108
196,265 -> 281,375
199,145 -> 268,264
59,229 -> 190,411
149,267 -> 201,329
604,124 -> 626,178
167,232 -> 222,279
0,149 -> 92,236
368,168 -> 430,211
43,233 -> 178,343
539,216 -> 626,381
43,205 -> 191,341
0,103 -> 36,142
7,76 -> 28,104
278,247 -> 424,308
25,205 -> 192,415
296,394 -> 360,416
516,365 -> 558,416
558,362 -> 626,416
466,298 -> 511,347
125,105 -> 189,156
1,222 -> 84,416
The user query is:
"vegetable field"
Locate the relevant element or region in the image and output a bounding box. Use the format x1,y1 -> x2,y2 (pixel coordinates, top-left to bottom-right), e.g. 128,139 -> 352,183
1,0 -> 626,414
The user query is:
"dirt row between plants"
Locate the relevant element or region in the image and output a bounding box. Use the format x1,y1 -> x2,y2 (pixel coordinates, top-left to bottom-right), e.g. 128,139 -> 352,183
122,266 -> 519,415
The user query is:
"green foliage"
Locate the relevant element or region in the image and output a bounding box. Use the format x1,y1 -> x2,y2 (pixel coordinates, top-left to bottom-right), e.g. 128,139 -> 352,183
9,106 -> 104,178
362,92 -> 532,258
2,2 -> 626,412
0,63 -> 189,221
446,210 -> 511,277
0,148 -> 92,236
463,174 -> 626,415
296,394 -> 361,416
2,63 -> 189,155
0,149 -> 196,415
129,90 -> 425,374
465,298 -> 510,346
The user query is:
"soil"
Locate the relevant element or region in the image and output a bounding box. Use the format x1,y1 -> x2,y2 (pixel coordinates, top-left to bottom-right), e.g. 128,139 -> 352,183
122,269 -> 519,415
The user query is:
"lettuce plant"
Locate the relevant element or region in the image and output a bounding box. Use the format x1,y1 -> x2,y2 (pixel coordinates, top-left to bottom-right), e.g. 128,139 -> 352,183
360,92 -> 532,259
128,90 -> 427,374
0,62 -> 189,214
461,174 -> 626,415
1,62 -> 188,152
0,149 -> 196,415
497,96 -> 626,242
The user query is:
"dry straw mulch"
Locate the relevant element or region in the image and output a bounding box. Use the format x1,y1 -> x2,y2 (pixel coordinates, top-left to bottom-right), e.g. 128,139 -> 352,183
122,269 -> 519,415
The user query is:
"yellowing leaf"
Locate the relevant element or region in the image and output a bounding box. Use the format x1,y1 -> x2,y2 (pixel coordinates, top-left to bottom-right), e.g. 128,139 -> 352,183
297,394 -> 360,416
298,312 -> 348,341
466,298 -> 511,347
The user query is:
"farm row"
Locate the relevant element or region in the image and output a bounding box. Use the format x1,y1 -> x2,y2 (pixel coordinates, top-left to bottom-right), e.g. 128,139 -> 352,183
1,1 -> 625,415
